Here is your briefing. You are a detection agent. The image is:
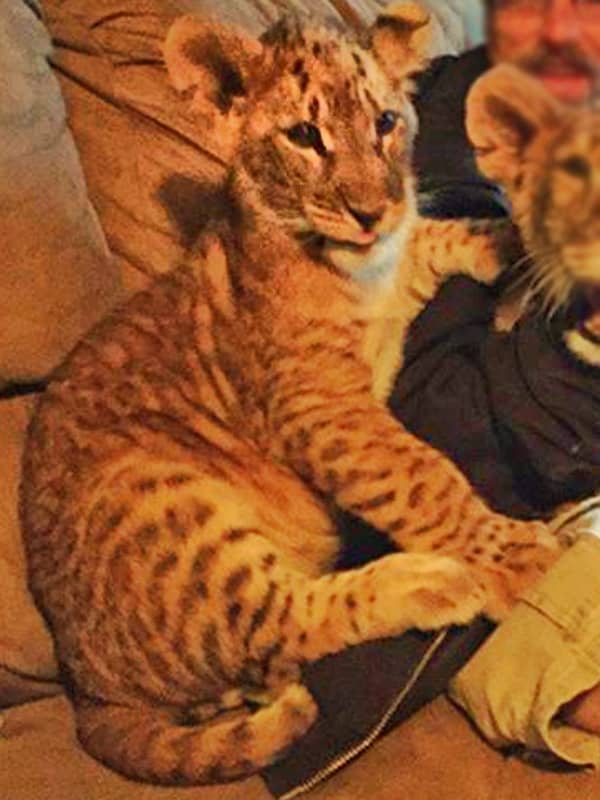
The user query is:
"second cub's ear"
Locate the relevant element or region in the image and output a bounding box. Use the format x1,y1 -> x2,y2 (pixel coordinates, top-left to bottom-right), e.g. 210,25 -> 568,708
466,64 -> 563,186
164,15 -> 263,114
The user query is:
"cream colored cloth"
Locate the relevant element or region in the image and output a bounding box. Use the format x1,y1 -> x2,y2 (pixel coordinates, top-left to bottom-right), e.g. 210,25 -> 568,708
0,397 -> 60,705
0,0 -> 121,385
451,515 -> 600,768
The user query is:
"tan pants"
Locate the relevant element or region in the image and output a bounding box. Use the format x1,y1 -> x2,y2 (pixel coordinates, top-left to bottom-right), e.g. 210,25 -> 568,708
452,500 -> 600,767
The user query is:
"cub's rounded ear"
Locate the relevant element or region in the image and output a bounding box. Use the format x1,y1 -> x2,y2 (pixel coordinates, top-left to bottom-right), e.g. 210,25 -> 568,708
370,2 -> 433,87
466,64 -> 563,186
163,15 -> 263,113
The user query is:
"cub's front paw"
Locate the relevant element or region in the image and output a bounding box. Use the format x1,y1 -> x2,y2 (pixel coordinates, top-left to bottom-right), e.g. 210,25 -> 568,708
466,219 -> 523,285
475,520 -> 563,621
374,553 -> 488,633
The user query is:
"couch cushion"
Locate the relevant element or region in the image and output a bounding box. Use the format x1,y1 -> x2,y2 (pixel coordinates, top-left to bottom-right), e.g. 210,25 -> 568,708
42,0 -> 230,294
0,0 -> 122,386
0,396 -> 60,706
2,693 -> 600,800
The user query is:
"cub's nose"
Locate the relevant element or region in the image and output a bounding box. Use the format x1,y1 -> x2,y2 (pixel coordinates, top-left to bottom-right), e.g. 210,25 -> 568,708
347,206 -> 384,232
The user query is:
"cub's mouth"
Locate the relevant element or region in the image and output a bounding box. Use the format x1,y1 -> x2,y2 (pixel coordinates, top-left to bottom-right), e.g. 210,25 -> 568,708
301,233 -> 379,260
318,228 -> 378,246
321,235 -> 378,253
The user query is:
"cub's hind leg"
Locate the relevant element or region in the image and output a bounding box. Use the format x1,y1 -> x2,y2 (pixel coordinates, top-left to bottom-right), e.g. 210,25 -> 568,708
75,530 -> 485,786
74,681 -> 318,785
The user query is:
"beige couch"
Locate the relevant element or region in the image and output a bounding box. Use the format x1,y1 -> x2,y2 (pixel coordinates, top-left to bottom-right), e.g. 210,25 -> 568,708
3,1 -> 600,797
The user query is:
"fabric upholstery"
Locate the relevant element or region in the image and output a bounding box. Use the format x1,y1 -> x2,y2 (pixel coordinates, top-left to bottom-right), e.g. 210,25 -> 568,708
3,692 -> 600,800
0,396 -> 60,706
0,0 -> 121,385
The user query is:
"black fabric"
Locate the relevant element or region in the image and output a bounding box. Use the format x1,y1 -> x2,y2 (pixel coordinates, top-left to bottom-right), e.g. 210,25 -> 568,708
392,279 -> 600,518
262,619 -> 494,799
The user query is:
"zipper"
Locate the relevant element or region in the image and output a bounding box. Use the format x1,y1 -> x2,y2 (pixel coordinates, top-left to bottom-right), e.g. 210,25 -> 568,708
277,629 -> 449,800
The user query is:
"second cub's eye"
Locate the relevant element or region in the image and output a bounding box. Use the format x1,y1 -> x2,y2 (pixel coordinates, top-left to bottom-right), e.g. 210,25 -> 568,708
376,110 -> 399,137
558,155 -> 590,180
286,122 -> 326,154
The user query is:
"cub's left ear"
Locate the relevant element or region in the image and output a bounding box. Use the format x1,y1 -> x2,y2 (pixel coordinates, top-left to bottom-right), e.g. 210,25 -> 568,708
163,15 -> 263,114
466,64 -> 563,187
370,2 -> 433,87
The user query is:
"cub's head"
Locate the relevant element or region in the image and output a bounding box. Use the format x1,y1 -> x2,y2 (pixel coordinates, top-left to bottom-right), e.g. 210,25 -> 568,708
466,65 -> 600,363
164,5 -> 433,280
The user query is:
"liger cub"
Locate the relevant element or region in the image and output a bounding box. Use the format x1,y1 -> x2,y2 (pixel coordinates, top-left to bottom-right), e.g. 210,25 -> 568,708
20,8 -> 562,786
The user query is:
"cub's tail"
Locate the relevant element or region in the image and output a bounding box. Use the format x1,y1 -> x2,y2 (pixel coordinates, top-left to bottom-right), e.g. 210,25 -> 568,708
75,683 -> 317,785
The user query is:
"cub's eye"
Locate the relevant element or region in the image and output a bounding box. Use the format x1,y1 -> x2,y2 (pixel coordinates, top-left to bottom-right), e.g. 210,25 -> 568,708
376,110 -> 399,137
286,122 -> 326,155
558,155 -> 590,179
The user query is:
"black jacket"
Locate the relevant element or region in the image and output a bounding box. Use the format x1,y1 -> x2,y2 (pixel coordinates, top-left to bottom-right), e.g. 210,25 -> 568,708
392,278 -> 600,519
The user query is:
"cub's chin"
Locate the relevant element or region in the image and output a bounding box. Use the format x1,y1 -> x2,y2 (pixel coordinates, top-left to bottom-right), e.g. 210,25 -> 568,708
319,222 -> 414,285
322,238 -> 378,275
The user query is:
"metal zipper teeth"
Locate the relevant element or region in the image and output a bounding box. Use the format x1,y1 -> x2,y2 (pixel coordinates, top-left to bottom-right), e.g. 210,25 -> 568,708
277,629 -> 449,800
